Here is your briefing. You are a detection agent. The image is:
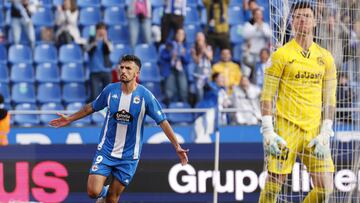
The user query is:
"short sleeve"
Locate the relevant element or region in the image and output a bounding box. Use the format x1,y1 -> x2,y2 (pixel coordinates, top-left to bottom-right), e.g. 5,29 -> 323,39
145,90 -> 166,125
92,84 -> 111,112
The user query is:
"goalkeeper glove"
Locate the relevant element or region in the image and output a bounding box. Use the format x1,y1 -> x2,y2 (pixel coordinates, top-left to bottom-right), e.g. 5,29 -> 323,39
261,116 -> 287,157
307,119 -> 334,159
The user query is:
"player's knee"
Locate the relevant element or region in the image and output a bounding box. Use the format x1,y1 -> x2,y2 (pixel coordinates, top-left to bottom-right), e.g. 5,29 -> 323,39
87,186 -> 102,199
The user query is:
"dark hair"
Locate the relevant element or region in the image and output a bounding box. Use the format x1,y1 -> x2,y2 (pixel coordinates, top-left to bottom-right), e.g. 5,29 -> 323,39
260,48 -> 270,55
291,1 -> 315,16
96,22 -> 107,30
212,72 -> 220,81
120,55 -> 142,69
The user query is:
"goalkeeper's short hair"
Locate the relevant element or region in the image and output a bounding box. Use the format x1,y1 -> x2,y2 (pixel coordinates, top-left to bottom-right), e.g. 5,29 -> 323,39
291,1 -> 315,16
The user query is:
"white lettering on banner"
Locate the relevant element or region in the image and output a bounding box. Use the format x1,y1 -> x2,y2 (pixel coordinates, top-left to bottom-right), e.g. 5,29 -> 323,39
168,163 -> 360,201
16,133 -> 51,145
335,169 -> 356,192
168,164 -> 196,193
213,171 -> 234,193
65,133 -> 83,144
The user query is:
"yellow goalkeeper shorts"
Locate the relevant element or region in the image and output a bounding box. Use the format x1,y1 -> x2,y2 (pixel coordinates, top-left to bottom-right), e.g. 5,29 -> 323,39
266,117 -> 335,174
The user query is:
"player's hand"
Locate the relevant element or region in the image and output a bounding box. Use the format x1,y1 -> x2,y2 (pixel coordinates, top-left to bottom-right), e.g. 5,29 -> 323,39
307,119 -> 334,159
263,130 -> 287,156
175,145 -> 189,165
48,113 -> 71,128
261,116 -> 287,157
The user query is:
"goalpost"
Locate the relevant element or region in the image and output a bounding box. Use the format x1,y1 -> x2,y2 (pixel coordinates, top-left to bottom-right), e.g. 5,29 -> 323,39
268,0 -> 360,202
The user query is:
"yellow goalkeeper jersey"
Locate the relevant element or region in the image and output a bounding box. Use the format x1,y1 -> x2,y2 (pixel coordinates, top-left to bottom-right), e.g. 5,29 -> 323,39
261,39 -> 337,131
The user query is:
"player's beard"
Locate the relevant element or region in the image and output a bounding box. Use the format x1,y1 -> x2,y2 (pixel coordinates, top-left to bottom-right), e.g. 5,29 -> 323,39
120,75 -> 135,84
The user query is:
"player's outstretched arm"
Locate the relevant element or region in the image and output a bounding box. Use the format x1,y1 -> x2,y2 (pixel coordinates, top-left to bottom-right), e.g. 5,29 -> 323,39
49,103 -> 95,128
160,120 -> 189,165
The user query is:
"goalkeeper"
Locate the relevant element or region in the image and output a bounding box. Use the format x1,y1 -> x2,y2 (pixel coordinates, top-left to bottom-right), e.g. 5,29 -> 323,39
259,1 -> 337,203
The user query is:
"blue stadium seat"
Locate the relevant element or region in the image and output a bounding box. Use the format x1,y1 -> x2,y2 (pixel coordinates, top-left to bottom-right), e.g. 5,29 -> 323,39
185,6 -> 200,26
200,8 -> 207,26
151,0 -> 164,8
140,62 -> 161,82
40,102 -> 64,125
53,0 -> 64,6
14,103 -> 40,127
187,0 -> 202,7
230,24 -> 244,44
102,0 -> 125,7
167,102 -> 194,124
229,0 -> 242,6
78,0 -> 100,7
8,44 -> 32,64
79,6 -> 101,26
10,63 -> 35,83
81,25 -> 95,39
228,6 -> 244,26
108,25 -> 130,45
61,63 -> 85,82
184,24 -> 200,45
142,81 -> 163,100
39,0 -> 53,7
0,45 -> 7,64
134,44 -> 158,63
232,43 -> 243,64
110,44 -> 133,64
34,43 -> 58,63
37,83 -> 62,103
36,63 -> 60,83
92,110 -> 106,125
104,6 -> 127,26
62,82 -> 87,103
0,10 -> 5,27
59,44 -> 83,63
12,82 -> 36,104
0,82 -> 10,103
0,63 -> 8,83
66,102 -> 91,126
152,7 -> 163,25
32,7 -> 54,27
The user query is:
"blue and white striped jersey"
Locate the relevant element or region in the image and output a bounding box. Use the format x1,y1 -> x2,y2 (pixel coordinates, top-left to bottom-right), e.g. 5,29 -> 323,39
92,83 -> 166,160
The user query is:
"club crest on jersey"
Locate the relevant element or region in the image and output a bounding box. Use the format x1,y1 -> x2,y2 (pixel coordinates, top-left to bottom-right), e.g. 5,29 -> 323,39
317,57 -> 325,66
114,109 -> 133,124
133,96 -> 140,104
91,164 -> 99,171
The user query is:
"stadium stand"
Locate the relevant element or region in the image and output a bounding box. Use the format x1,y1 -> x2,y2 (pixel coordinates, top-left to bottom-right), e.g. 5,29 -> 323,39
40,102 -> 64,125
79,6 -> 101,26
108,25 -> 130,44
37,82 -> 62,104
34,43 -> 58,64
110,43 -> 133,64
0,63 -> 8,83
66,102 -> 91,126
11,82 -> 36,104
78,0 -> 101,7
62,82 -> 88,103
101,0 -> 125,7
134,43 -> 158,63
140,62 -> 162,82
59,43 -> 83,63
32,7 -> 54,27
61,63 -> 86,83
0,82 -> 10,103
0,45 -> 7,64
36,63 -> 61,83
10,63 -> 35,83
14,103 -> 40,127
167,102 -> 194,124
104,6 -> 127,26
8,44 -> 33,64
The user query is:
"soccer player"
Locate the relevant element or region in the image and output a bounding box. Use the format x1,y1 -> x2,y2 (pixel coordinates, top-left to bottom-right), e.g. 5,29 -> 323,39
49,55 -> 189,203
258,2 -> 337,203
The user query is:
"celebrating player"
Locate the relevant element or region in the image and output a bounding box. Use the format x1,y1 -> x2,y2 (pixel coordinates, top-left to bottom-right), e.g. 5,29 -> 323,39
49,55 -> 189,203
259,1 -> 337,203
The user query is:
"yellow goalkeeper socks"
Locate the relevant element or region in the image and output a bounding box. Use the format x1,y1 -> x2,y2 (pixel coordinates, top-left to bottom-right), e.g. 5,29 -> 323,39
258,181 -> 282,203
303,187 -> 330,203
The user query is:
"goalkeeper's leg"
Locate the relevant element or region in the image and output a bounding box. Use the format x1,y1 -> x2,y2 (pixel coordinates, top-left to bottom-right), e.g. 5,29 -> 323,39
303,172 -> 333,203
259,173 -> 286,203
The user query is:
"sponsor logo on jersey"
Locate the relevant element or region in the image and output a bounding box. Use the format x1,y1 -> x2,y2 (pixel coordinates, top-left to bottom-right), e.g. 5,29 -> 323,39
114,109 -> 133,124
295,71 -> 322,80
133,96 -> 140,104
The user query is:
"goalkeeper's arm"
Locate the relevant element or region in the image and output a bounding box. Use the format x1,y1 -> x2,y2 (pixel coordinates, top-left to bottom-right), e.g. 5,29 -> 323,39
307,56 -> 337,159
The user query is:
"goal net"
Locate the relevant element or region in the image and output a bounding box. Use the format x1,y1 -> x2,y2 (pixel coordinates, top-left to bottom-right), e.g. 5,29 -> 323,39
266,0 -> 360,202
